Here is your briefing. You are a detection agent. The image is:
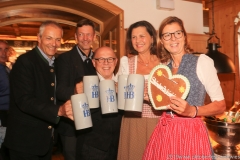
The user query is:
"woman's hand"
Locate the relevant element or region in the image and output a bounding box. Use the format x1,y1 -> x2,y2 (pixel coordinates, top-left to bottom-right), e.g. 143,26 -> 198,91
143,93 -> 150,102
168,96 -> 196,117
144,84 -> 149,102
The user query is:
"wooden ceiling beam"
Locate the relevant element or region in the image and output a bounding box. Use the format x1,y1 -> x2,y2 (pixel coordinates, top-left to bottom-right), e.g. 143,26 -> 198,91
0,0 -> 122,43
183,0 -> 202,3
12,23 -> 20,36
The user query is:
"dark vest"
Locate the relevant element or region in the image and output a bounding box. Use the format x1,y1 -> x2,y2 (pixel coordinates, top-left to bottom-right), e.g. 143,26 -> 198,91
83,58 -> 96,76
168,54 -> 206,106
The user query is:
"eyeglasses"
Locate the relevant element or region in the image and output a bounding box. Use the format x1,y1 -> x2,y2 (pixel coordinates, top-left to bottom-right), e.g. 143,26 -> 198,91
161,30 -> 183,41
94,57 -> 116,63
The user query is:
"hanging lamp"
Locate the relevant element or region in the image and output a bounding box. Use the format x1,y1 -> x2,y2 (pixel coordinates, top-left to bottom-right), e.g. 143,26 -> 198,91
206,0 -> 235,73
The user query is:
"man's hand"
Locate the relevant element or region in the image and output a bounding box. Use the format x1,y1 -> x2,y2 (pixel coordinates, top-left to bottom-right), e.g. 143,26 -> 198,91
75,81 -> 83,94
58,100 -> 74,120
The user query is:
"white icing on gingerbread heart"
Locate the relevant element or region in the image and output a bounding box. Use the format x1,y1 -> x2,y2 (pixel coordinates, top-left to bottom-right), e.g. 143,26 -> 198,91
148,65 -> 190,110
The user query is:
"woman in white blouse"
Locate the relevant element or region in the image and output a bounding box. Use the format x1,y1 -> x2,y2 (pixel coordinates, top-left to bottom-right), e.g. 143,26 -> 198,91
143,16 -> 226,160
117,20 -> 164,160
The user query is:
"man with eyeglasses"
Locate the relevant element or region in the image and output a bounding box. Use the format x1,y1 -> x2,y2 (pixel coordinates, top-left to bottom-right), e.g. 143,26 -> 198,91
92,47 -> 118,80
75,46 -> 123,159
56,19 -> 122,159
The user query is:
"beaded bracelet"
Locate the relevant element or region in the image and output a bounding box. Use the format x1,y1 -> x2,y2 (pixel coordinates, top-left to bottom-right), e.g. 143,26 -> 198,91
192,106 -> 199,118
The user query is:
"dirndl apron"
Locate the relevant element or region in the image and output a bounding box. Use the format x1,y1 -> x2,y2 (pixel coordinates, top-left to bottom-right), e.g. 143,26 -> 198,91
143,112 -> 215,160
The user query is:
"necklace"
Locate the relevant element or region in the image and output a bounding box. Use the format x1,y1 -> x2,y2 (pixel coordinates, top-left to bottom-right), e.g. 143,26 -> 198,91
138,60 -> 149,66
138,57 -> 149,67
172,62 -> 179,68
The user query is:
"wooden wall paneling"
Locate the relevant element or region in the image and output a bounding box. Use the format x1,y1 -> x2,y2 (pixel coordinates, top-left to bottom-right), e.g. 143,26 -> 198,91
118,13 -> 125,58
115,14 -> 125,72
207,0 -> 238,60
206,0 -> 240,108
215,3 -> 235,108
187,33 -> 209,53
220,6 -> 234,61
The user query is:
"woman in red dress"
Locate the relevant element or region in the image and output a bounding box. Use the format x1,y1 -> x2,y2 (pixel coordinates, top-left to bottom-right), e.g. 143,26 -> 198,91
143,16 -> 226,160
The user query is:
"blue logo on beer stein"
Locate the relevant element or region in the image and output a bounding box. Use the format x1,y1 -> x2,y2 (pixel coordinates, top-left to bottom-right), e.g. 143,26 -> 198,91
125,83 -> 135,99
123,85 -> 128,99
91,84 -> 99,98
105,88 -> 115,102
81,102 -> 91,117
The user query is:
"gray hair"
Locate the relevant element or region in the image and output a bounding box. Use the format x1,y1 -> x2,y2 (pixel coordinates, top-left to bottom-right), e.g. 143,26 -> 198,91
38,20 -> 63,37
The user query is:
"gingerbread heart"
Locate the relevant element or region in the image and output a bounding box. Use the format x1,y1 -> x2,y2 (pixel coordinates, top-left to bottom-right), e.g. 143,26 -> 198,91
148,65 -> 190,110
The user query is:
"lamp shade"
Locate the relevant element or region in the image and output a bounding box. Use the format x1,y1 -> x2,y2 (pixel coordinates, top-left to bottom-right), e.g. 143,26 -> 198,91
206,43 -> 235,73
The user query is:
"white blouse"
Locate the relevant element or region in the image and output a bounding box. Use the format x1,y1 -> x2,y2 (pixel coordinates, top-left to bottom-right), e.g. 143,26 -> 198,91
117,54 -> 224,102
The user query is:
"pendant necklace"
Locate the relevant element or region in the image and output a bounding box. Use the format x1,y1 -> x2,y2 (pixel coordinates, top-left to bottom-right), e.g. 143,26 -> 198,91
172,61 -> 179,68
138,57 -> 149,67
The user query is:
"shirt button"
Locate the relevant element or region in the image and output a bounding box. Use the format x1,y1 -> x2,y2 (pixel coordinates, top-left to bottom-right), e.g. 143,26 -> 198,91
50,69 -> 54,72
50,97 -> 54,101
51,83 -> 55,86
48,126 -> 52,129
